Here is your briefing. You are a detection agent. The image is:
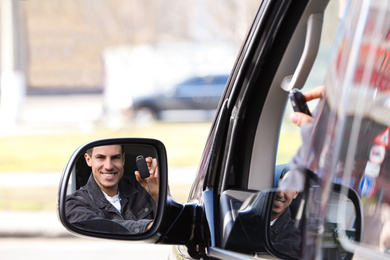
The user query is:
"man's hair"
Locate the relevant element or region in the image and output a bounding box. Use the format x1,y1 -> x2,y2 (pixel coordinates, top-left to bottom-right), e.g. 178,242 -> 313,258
85,145 -> 124,157
86,148 -> 93,157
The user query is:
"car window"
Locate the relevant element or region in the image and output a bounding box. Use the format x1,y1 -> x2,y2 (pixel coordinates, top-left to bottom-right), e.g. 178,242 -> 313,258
177,77 -> 203,87
176,84 -> 199,97
176,75 -> 228,97
213,75 -> 229,85
275,0 -> 340,166
218,1 -> 342,258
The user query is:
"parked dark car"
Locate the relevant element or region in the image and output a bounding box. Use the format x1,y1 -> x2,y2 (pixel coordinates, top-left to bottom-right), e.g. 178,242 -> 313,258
58,0 -> 390,259
131,74 -> 229,122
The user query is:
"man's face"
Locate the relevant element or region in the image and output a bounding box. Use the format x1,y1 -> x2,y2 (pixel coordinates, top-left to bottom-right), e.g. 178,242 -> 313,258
271,190 -> 298,220
85,145 -> 125,196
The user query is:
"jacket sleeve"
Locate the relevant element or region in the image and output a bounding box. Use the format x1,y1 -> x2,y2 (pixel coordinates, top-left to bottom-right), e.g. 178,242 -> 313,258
66,194 -> 152,234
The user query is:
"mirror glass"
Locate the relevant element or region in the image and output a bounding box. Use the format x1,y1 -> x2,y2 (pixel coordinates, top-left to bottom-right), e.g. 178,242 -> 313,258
268,189 -> 304,259
267,187 -> 358,260
323,189 -> 357,259
64,142 -> 159,235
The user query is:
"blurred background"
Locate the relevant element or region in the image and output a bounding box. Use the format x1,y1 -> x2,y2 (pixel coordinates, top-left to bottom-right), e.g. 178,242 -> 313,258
0,0 -> 338,259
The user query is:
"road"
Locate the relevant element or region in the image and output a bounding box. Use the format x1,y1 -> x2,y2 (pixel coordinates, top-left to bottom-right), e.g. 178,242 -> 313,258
0,237 -> 173,260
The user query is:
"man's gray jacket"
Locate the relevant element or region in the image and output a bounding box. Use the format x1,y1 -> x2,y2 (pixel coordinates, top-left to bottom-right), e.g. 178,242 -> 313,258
66,174 -> 156,234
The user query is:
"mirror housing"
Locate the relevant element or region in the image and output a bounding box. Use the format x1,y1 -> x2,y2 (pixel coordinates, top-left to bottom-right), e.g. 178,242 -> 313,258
57,138 -> 168,241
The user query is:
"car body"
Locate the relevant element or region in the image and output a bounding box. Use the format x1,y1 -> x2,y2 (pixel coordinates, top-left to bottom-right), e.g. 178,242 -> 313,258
131,74 -> 229,122
58,0 -> 390,259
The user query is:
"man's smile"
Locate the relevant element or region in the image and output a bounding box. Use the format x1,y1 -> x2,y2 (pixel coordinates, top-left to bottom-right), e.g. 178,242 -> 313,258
274,198 -> 285,206
102,171 -> 117,177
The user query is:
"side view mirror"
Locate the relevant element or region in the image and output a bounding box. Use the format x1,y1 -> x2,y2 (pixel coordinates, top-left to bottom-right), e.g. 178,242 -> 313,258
222,168 -> 362,259
263,183 -> 362,260
57,138 -> 168,240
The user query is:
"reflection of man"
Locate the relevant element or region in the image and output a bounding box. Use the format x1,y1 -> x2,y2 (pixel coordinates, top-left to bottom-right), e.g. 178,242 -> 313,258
66,144 -> 158,234
270,190 -> 301,256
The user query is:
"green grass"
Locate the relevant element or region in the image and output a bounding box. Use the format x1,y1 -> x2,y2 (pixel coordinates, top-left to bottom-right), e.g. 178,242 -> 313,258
0,122 -> 212,172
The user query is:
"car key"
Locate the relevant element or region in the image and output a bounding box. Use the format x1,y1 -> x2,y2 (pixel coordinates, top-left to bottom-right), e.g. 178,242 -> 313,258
136,155 -> 150,179
289,88 -> 311,116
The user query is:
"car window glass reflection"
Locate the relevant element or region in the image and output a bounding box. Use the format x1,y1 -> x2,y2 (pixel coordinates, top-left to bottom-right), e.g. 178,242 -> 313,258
270,180 -> 359,260
65,143 -> 158,235
270,189 -> 302,258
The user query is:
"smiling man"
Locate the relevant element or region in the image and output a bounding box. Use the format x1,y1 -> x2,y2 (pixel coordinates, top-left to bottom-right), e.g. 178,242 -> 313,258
65,144 -> 157,234
271,190 -> 298,222
269,189 -> 301,256
85,145 -> 125,197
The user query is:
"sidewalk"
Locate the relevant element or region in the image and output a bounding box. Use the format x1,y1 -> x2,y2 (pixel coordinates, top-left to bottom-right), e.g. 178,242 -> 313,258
0,211 -> 69,238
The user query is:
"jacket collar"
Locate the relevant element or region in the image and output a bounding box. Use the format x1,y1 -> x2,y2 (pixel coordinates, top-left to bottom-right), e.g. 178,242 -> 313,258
84,174 -> 138,209
271,207 -> 292,233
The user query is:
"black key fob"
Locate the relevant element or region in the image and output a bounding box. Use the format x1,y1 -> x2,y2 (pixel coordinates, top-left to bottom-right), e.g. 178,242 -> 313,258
136,155 -> 150,179
289,88 -> 311,116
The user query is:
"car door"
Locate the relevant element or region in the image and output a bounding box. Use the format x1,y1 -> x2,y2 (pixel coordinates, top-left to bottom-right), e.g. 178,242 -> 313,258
182,0 -> 332,259
171,76 -> 205,110
170,75 -> 228,110
177,75 -> 228,110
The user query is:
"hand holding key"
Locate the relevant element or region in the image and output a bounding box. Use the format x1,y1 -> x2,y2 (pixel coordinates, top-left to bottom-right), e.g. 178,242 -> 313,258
289,85 -> 325,127
135,156 -> 159,203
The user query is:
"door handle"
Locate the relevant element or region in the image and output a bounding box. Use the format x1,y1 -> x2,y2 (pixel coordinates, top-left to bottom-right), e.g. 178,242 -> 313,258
281,13 -> 324,91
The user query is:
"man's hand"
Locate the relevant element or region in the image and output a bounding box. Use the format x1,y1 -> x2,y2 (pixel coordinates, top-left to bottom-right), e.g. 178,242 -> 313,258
290,85 -> 325,126
135,157 -> 159,202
